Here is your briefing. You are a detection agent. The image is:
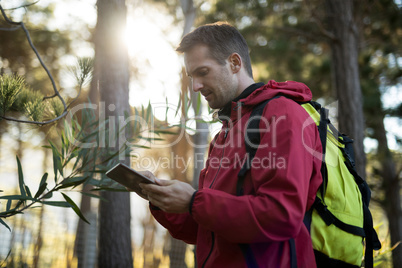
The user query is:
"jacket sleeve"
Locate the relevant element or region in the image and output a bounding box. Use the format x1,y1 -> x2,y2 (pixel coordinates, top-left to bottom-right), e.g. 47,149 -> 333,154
148,134 -> 221,244
150,204 -> 199,244
190,98 -> 322,244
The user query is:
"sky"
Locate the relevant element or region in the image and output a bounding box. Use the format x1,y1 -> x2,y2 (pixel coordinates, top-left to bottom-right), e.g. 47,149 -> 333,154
42,0 -> 184,118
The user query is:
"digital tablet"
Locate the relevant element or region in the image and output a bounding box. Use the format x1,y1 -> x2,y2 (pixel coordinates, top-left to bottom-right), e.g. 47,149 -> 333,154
106,163 -> 155,193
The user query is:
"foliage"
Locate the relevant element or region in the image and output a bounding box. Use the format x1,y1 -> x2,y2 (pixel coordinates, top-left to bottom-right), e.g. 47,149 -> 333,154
0,74 -> 25,115
199,0 -> 334,99
68,57 -> 94,89
0,93 -> 183,231
0,55 -> 93,123
0,74 -> 45,121
373,224 -> 401,267
0,110 -> 104,229
0,2 -> 75,125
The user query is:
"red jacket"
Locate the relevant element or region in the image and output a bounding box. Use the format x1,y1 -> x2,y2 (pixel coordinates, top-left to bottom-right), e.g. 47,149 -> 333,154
151,81 -> 322,267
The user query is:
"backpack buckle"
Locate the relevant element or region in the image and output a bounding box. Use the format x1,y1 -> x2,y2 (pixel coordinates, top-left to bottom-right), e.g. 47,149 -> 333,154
314,198 -> 336,226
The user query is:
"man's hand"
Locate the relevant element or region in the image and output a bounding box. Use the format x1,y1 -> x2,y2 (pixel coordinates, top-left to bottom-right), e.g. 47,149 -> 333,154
125,170 -> 154,200
139,173 -> 196,213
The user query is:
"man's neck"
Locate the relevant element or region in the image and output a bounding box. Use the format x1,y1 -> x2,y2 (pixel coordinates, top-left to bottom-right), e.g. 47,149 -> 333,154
235,77 -> 255,98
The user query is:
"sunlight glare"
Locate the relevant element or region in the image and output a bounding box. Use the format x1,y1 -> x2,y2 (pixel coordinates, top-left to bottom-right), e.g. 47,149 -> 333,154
123,7 -> 182,122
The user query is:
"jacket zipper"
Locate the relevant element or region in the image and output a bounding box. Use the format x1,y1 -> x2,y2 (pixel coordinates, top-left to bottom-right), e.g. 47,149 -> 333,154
203,126 -> 228,267
202,232 -> 215,268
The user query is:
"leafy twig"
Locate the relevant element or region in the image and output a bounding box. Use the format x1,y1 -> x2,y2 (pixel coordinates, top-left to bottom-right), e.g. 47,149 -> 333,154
0,3 -> 69,125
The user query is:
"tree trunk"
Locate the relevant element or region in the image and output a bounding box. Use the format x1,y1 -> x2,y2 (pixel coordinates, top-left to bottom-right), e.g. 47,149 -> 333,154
93,0 -> 133,267
74,184 -> 95,268
167,2 -> 207,267
324,0 -> 366,178
373,118 -> 402,268
74,32 -> 100,268
33,147 -> 49,268
325,1 -> 402,267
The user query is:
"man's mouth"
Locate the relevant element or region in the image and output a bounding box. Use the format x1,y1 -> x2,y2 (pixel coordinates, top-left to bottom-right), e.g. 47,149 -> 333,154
201,91 -> 212,101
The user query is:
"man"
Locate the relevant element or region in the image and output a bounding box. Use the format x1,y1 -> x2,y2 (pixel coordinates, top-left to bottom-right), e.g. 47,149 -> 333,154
136,22 -> 322,267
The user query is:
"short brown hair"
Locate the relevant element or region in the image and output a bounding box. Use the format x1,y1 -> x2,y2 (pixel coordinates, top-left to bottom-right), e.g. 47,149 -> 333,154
177,22 -> 253,78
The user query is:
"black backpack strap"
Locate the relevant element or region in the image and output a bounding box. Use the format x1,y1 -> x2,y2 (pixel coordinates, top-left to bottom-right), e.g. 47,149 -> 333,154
289,238 -> 298,268
236,96 -> 284,268
236,96 -> 281,196
317,104 -> 329,200
304,102 -> 328,232
313,197 -> 366,237
239,244 -> 259,268
343,155 -> 381,268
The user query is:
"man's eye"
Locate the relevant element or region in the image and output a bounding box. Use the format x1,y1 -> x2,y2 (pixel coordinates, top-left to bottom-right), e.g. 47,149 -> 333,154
199,70 -> 208,76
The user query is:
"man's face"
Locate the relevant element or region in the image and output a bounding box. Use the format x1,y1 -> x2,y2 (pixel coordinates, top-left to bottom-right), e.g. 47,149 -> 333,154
184,45 -> 239,109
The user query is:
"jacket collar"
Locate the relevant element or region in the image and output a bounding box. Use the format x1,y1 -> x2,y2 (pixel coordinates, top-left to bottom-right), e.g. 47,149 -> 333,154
218,82 -> 264,121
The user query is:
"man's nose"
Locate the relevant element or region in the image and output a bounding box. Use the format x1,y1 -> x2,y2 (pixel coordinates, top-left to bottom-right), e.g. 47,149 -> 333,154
192,78 -> 203,92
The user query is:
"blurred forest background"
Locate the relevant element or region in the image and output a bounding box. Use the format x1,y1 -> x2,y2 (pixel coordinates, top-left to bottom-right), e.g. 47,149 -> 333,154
0,0 -> 401,267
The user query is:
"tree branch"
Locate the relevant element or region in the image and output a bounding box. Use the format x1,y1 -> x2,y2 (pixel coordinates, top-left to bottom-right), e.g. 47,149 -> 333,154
0,111 -> 68,126
0,26 -> 20,31
303,0 -> 337,41
0,3 -> 69,125
2,1 -> 40,11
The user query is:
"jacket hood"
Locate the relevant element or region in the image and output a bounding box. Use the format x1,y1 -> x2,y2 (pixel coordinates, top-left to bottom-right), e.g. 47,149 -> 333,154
240,80 -> 313,107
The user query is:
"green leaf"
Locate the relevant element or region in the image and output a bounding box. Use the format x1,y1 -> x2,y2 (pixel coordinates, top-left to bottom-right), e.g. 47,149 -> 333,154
0,195 -> 34,200
165,97 -> 169,122
141,104 -> 145,120
14,200 -> 24,210
175,94 -> 181,118
34,173 -> 48,199
49,140 -> 63,182
0,249 -> 11,267
196,92 -> 202,115
40,200 -> 70,207
146,101 -> 152,123
62,193 -> 89,224
39,173 -> 48,187
25,185 -> 32,198
57,176 -> 88,190
0,218 -> 11,232
6,199 -> 12,211
43,191 -> 53,199
16,156 -> 26,197
86,178 -> 101,187
61,133 -> 66,159
133,107 -> 139,133
72,148 -> 85,171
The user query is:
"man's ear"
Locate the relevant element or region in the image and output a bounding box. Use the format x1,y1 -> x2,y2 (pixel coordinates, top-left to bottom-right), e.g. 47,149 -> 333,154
229,53 -> 242,73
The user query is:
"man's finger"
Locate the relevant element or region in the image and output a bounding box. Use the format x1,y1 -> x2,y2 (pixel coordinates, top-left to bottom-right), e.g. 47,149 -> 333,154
155,179 -> 173,186
147,193 -> 167,210
139,180 -> 171,193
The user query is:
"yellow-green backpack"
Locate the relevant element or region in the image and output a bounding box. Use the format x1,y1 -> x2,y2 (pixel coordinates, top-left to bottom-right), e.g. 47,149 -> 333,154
237,97 -> 381,268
